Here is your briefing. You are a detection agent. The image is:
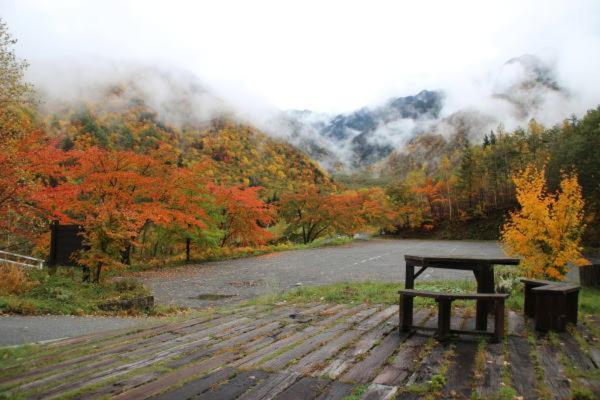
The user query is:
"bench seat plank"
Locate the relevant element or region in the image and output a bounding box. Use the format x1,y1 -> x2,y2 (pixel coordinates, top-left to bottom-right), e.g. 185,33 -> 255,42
398,289 -> 509,300
531,284 -> 581,293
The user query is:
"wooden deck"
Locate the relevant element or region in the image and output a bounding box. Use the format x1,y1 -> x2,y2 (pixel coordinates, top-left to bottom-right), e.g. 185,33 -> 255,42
1,303 -> 598,399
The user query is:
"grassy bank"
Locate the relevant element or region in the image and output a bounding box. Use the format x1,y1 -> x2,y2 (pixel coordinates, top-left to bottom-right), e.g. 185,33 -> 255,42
0,266 -> 169,316
249,279 -> 600,315
0,237 -> 355,316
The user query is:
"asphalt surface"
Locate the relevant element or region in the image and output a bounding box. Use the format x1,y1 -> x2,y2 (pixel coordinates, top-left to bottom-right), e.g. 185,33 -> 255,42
0,315 -> 151,346
0,238 -> 510,346
138,238 -> 508,308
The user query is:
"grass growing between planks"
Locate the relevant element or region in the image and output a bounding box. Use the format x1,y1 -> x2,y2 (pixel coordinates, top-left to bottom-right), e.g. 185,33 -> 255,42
0,266 -> 157,316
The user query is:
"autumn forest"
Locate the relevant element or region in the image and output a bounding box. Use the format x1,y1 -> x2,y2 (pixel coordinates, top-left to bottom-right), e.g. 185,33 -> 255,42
1,18 -> 600,282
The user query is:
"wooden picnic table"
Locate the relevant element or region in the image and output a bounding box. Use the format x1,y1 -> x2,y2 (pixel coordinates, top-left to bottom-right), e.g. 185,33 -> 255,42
403,255 -> 520,331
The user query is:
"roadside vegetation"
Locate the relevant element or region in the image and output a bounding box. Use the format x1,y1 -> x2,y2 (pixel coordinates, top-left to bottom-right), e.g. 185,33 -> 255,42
250,277 -> 600,315
0,263 -> 159,315
123,236 -> 354,272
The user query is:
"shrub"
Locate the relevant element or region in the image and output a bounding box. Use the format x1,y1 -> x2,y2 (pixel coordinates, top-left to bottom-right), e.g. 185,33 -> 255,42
494,266 -> 521,294
113,277 -> 144,292
0,263 -> 35,295
502,165 -> 589,280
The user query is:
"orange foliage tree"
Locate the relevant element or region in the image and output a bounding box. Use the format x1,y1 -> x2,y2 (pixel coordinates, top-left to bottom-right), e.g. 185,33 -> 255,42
501,165 -> 589,280
0,131 -> 67,244
38,146 -> 209,281
210,184 -> 275,247
279,185 -> 387,243
356,188 -> 397,233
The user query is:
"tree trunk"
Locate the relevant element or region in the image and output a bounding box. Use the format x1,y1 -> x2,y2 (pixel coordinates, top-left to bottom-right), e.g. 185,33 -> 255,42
186,238 -> 191,262
93,263 -> 103,283
121,243 -> 131,265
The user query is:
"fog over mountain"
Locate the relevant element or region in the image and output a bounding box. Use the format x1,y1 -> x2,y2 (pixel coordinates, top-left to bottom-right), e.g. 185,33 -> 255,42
26,54 -> 594,171
260,55 -> 573,169
3,1 -> 599,171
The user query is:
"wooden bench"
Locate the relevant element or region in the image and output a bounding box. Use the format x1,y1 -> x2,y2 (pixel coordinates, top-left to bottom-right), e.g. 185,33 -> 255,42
399,289 -> 509,343
521,278 -> 555,318
521,278 -> 581,332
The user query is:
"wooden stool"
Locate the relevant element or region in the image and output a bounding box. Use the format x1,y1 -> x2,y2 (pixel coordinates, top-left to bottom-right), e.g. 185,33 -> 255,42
521,278 -> 554,318
531,284 -> 580,332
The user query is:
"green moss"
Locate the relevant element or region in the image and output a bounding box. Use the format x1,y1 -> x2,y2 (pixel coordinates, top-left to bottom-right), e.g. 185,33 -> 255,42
571,386 -> 596,400
342,384 -> 369,400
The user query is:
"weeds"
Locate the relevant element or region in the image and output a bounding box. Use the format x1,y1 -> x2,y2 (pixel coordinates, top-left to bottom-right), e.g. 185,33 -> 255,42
0,267 -> 155,315
0,263 -> 35,295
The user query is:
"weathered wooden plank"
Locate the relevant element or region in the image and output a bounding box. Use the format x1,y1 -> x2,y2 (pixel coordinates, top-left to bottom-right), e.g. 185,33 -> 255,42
317,309 -> 428,380
272,377 -> 330,400
172,321 -> 293,369
258,306 -> 369,370
558,332 -> 597,371
474,342 -> 504,398
404,341 -> 446,386
112,353 -> 237,400
354,305 -> 399,331
359,383 -> 398,400
261,327 -> 344,371
315,381 -> 354,400
78,371 -> 163,400
536,344 -> 571,400
192,370 -> 270,400
17,317 -> 249,396
558,332 -> 600,395
16,308 -> 295,396
340,330 -> 405,384
288,330 -> 364,375
508,310 -> 525,336
372,334 -> 429,386
2,314 -> 250,389
237,372 -> 301,400
8,306 -> 260,374
233,306 -> 365,371
507,336 -> 539,400
442,338 -> 478,399
148,367 -> 237,400
285,307 -> 383,375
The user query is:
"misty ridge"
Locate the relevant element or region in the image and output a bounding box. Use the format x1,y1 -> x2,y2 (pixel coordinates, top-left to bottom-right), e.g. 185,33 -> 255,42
31,53 -> 584,173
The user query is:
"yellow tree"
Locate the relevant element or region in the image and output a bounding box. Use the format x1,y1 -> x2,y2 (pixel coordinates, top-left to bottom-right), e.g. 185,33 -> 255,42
501,165 -> 589,279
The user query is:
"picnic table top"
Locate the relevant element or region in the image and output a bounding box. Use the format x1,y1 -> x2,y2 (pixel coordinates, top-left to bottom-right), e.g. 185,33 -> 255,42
404,254 -> 520,266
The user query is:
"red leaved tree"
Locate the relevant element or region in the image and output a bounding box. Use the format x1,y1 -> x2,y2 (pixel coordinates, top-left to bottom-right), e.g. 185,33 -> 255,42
210,184 -> 275,247
38,146 -> 209,281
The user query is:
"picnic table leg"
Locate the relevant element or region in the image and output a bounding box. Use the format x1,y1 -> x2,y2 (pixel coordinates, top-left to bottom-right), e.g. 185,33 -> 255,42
475,265 -> 494,331
401,262 -> 415,332
436,298 -> 452,341
493,299 -> 505,343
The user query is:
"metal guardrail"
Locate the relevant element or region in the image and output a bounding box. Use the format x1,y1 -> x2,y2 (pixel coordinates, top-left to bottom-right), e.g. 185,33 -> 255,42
0,250 -> 44,269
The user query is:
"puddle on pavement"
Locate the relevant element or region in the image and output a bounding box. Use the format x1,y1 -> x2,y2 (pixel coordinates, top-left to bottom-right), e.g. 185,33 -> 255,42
191,293 -> 236,301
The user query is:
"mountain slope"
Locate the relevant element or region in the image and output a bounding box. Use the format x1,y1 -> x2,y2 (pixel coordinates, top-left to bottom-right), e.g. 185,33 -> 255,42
270,54 -> 570,170
42,75 -> 335,197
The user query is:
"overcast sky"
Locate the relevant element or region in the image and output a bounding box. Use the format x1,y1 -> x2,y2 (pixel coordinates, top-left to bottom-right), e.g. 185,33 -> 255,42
2,0 -> 599,113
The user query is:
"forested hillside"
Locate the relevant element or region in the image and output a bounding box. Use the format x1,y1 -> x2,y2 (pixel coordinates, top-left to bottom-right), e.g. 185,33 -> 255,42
1,16 -> 599,284
362,112 -> 600,245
